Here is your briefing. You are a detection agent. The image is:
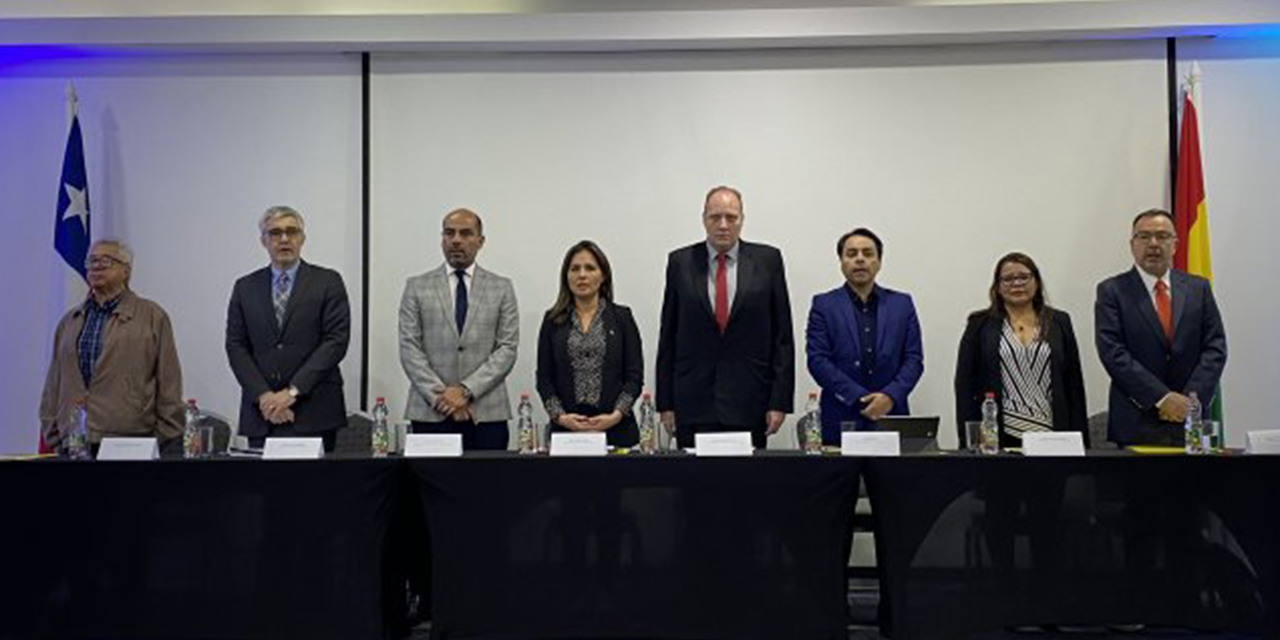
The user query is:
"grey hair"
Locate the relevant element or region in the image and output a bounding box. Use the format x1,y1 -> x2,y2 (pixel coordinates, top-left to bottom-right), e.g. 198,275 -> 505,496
258,205 -> 306,235
91,238 -> 134,266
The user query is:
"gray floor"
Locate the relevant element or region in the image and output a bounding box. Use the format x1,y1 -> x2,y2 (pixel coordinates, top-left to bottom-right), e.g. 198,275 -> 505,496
406,578 -> 1262,639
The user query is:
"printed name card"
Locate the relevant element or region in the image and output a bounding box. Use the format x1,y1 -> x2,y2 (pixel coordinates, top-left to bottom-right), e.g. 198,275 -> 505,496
694,432 -> 754,457
263,437 -> 325,460
404,434 -> 463,457
1246,430 -> 1280,455
841,432 -> 901,457
550,432 -> 608,457
96,437 -> 159,461
1021,432 -> 1086,457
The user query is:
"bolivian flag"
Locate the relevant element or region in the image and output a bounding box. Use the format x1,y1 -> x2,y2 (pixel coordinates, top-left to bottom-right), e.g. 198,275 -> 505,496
1173,62 -> 1222,421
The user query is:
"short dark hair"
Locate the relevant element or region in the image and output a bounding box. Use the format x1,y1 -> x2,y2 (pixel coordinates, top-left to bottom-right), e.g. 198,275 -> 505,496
836,228 -> 883,259
1131,208 -> 1174,230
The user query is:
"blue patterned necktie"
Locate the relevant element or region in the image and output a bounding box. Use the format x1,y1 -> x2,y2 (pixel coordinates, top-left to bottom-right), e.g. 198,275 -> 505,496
274,271 -> 291,327
454,269 -> 468,335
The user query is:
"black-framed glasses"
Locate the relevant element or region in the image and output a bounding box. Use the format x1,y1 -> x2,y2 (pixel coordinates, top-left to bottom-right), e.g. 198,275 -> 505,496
84,255 -> 127,269
265,227 -> 304,240
999,273 -> 1033,285
1132,231 -> 1175,244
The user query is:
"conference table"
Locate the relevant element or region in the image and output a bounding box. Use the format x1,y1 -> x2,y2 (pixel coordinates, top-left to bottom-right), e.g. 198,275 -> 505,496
1,450 -> 1277,640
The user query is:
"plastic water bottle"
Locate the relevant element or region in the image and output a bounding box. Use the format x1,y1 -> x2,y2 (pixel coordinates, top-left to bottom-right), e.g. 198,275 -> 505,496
183,398 -> 201,459
517,392 -> 536,454
371,397 -> 391,458
980,392 -> 1000,455
637,391 -> 658,454
1184,392 -> 1204,455
65,399 -> 91,460
801,392 -> 823,455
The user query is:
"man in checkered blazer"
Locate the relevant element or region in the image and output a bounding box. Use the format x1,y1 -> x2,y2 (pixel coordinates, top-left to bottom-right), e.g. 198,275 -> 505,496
398,208 -> 519,450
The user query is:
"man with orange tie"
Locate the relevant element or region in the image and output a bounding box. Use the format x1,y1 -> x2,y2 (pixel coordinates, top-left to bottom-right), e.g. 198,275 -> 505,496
1095,208 -> 1226,446
656,185 -> 795,449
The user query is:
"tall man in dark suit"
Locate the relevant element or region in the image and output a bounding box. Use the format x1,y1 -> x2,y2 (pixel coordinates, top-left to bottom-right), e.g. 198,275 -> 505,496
226,205 -> 351,451
657,185 -> 795,449
806,228 -> 923,444
1095,208 -> 1226,446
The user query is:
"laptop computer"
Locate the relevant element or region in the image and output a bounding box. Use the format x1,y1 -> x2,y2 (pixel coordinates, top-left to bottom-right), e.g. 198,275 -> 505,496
873,416 -> 941,453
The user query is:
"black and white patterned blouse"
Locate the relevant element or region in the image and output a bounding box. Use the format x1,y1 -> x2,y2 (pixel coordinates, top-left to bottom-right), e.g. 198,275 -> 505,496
998,319 -> 1054,440
543,300 -> 635,420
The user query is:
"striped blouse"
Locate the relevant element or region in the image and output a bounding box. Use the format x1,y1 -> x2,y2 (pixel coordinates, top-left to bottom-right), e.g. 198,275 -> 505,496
998,319 -> 1054,440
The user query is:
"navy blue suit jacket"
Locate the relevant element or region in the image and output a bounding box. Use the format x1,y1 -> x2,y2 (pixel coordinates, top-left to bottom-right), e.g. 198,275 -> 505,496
806,284 -> 923,441
1094,267 -> 1226,445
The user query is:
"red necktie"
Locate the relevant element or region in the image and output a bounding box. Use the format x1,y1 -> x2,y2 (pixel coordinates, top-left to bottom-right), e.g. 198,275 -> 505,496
1155,280 -> 1173,344
714,253 -> 729,334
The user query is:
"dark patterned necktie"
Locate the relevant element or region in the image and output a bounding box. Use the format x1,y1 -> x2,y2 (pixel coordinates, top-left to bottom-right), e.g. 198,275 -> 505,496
455,269 -> 468,335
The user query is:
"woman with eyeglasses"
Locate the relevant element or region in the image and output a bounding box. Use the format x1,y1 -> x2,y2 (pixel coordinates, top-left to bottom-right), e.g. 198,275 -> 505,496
954,252 -> 1090,632
954,251 -> 1088,447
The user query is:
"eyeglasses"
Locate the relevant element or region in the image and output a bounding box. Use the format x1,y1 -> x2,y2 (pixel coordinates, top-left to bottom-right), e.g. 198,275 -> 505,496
1133,231 -> 1175,244
999,273 -> 1033,285
84,255 -> 127,269
265,227 -> 303,240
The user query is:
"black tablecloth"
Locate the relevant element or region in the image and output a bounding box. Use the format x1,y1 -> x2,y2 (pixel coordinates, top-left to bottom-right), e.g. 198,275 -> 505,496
865,452 -> 1280,640
408,452 -> 863,640
0,457 -> 401,640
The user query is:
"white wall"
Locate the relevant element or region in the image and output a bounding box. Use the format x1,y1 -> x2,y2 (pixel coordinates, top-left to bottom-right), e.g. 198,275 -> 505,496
1179,36 -> 1280,445
0,53 -> 362,453
368,41 -> 1170,448
5,35 -> 1279,455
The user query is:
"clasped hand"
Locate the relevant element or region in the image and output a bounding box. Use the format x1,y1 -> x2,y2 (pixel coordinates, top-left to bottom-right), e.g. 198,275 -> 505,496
557,411 -> 622,432
257,389 -> 296,425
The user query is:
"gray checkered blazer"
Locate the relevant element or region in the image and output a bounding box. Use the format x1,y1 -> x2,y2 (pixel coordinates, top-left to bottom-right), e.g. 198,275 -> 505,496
398,264 -> 519,423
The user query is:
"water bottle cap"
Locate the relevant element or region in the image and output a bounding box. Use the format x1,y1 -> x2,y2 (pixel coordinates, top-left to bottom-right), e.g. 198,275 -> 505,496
376,397 -> 386,403
642,392 -> 651,399
808,391 -> 818,399
187,398 -> 198,405
520,391 -> 530,399
984,392 -> 995,399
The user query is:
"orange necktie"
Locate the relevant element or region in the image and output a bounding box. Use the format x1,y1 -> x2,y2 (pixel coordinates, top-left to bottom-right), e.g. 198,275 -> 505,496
1155,280 -> 1173,344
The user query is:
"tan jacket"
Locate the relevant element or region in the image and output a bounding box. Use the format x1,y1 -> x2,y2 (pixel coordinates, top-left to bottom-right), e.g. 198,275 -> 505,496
39,290 -> 184,445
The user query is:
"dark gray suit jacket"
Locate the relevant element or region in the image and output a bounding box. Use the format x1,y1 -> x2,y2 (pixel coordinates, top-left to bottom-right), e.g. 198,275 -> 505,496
226,261 -> 351,437
1094,267 -> 1226,444
656,240 -> 795,427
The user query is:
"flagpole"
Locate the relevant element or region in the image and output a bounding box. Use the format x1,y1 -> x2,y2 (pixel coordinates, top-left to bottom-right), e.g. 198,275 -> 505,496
66,82 -> 78,129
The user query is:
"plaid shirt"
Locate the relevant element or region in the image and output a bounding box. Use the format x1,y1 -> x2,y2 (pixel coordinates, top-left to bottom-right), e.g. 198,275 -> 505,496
77,295 -> 122,387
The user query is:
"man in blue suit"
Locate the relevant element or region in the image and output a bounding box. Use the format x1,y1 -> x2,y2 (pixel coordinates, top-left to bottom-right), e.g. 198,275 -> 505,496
806,228 -> 924,444
1095,208 -> 1227,446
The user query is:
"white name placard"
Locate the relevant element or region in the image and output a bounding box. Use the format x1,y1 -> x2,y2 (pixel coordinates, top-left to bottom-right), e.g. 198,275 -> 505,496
404,434 -> 463,457
550,432 -> 608,457
1022,431 -> 1086,457
96,437 -> 159,461
1246,430 -> 1280,455
841,432 -> 901,457
262,437 -> 325,460
693,432 -> 754,457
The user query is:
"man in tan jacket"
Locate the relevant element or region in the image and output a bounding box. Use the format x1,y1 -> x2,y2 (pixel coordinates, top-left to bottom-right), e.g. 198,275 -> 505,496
39,239 -> 184,450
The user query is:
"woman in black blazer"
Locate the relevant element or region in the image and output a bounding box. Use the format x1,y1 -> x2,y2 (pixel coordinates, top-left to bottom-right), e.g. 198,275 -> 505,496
955,253 -> 1089,624
954,251 -> 1088,448
536,240 -> 643,447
